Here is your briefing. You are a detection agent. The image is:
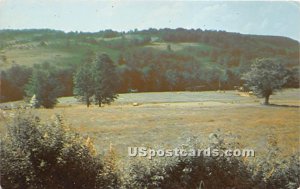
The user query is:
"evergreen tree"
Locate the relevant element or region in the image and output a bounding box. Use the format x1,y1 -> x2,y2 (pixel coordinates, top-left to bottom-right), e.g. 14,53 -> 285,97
25,67 -> 63,108
93,54 -> 118,107
73,62 -> 94,107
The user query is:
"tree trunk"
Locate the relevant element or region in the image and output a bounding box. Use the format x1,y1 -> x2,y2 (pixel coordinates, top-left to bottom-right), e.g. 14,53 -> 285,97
98,100 -> 101,107
264,95 -> 270,105
86,97 -> 90,107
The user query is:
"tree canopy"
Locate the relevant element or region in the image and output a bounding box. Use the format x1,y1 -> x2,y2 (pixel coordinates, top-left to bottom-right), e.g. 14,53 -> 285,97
242,58 -> 290,105
73,53 -> 118,107
25,64 -> 64,108
73,62 -> 95,107
93,54 -> 118,107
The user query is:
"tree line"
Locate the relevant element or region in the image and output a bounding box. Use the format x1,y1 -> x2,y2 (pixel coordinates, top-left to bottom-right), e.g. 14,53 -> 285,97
1,53 -> 118,108
1,56 -> 298,108
1,51 -> 299,107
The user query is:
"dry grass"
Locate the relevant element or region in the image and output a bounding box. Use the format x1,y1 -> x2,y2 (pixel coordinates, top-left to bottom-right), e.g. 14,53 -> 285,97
1,89 -> 299,159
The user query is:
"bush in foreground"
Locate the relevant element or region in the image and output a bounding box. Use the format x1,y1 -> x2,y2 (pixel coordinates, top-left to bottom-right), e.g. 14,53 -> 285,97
119,134 -> 299,189
0,113 -> 102,189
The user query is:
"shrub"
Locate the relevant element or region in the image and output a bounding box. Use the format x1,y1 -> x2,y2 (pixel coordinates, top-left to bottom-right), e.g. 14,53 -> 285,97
254,134 -> 300,189
97,146 -> 121,188
119,132 -> 300,189
119,135 -> 252,189
0,112 -> 103,189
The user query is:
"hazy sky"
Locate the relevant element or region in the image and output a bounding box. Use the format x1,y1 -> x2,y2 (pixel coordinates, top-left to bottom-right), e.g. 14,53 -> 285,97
0,0 -> 299,41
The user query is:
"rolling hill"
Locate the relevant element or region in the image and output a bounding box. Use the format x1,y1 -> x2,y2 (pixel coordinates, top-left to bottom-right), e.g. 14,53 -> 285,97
0,28 -> 299,102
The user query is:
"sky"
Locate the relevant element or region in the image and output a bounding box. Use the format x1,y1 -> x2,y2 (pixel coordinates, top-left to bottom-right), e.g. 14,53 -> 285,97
0,0 -> 299,41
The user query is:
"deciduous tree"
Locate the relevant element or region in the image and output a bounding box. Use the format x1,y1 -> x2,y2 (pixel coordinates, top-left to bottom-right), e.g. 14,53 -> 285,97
242,58 -> 290,105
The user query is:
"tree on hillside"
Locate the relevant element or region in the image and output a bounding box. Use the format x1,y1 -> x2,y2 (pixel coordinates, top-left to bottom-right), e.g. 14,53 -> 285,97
93,54 -> 118,107
242,58 -> 290,105
73,62 -> 95,107
25,67 -> 64,108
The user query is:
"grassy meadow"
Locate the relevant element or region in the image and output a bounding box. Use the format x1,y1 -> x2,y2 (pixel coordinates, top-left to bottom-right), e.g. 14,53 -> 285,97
1,89 -> 299,159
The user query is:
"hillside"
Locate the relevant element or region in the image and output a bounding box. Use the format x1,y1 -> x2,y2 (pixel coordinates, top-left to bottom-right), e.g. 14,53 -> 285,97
0,29 -> 299,67
0,28 -> 299,102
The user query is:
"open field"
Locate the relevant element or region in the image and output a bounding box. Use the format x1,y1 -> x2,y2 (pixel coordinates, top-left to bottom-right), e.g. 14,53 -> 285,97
1,89 -> 299,159
0,48 -> 73,69
144,42 -> 212,51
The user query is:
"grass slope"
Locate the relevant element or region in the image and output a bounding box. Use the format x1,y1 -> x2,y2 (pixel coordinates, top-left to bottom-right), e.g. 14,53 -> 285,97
0,29 -> 298,71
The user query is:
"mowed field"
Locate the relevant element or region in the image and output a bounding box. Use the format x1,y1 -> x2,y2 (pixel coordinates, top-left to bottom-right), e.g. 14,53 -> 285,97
1,89 -> 299,159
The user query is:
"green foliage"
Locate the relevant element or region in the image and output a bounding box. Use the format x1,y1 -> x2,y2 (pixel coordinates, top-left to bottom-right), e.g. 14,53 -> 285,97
119,135 -> 252,189
93,54 -> 118,107
0,65 -> 32,102
1,29 -> 299,102
102,29 -> 120,38
97,147 -> 121,188
4,64 -> 33,92
25,63 -> 64,108
248,134 -> 300,189
0,113 -> 103,189
119,133 -> 300,189
285,67 -> 300,88
73,62 -> 95,107
242,58 -> 290,104
73,53 -> 118,107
